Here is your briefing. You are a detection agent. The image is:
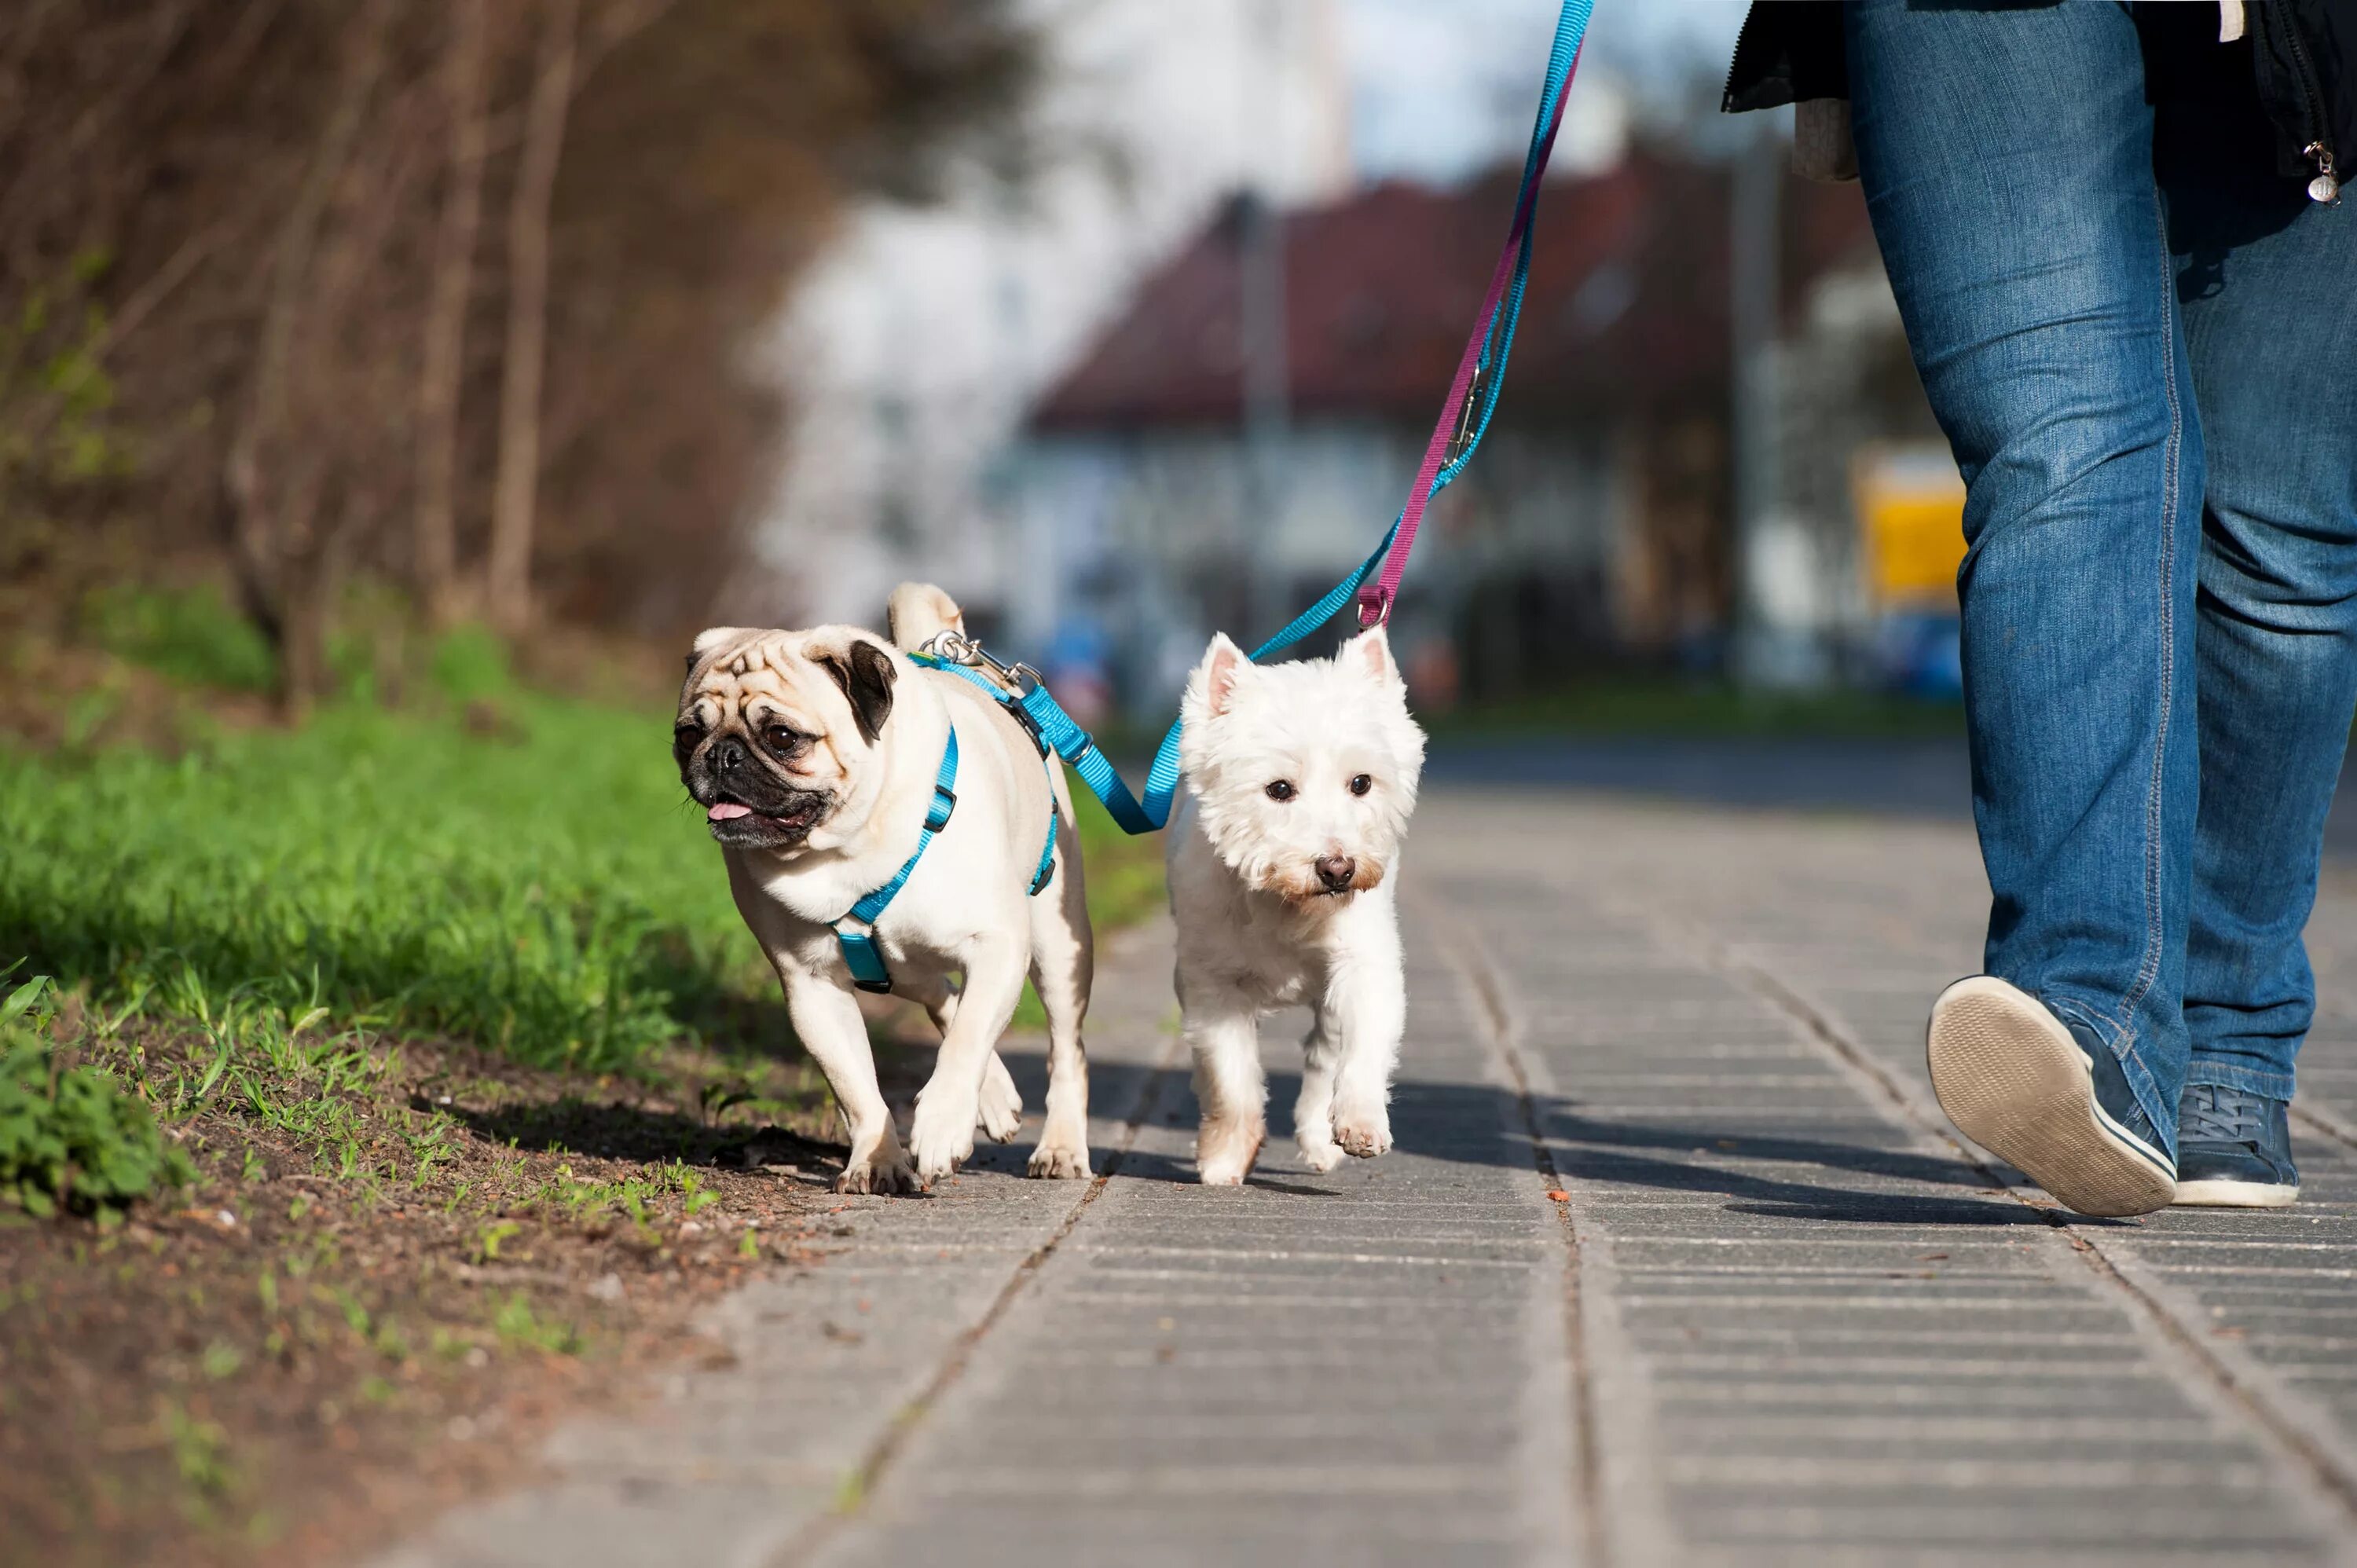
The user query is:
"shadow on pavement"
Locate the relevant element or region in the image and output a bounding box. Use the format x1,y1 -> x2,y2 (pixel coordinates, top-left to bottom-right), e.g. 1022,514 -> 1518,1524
985,1046 -> 2055,1225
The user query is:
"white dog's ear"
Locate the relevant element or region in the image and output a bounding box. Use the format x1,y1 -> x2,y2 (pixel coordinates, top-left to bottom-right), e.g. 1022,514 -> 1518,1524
1189,632 -> 1251,720
1344,625 -> 1401,687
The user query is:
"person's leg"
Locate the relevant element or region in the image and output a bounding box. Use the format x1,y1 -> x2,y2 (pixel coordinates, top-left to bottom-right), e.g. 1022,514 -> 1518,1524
2161,60 -> 2357,1200
1846,0 -> 2200,1211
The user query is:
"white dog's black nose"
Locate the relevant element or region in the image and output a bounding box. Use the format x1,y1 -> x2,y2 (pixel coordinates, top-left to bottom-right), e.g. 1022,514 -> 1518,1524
1314,855 -> 1357,892
714,736 -> 748,774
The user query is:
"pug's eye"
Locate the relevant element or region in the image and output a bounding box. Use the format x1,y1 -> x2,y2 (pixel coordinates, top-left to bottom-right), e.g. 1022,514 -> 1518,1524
1349,774 -> 1373,797
762,724 -> 799,753
1265,779 -> 1296,802
673,723 -> 702,755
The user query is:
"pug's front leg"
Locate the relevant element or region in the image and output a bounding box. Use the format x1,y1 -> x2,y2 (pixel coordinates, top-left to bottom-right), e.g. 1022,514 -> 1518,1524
782,969 -> 916,1195
907,936 -> 1027,1185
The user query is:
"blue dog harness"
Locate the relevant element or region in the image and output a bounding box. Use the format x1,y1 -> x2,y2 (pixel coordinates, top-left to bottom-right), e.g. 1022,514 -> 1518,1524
911,651 -> 1061,898
828,668 -> 1060,995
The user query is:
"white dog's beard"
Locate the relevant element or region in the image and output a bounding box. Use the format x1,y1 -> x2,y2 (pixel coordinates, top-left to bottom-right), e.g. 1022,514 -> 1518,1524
1213,838 -> 1391,903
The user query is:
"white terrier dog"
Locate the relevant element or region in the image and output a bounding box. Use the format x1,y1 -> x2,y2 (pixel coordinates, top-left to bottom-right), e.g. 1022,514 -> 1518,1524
1165,625 -> 1427,1184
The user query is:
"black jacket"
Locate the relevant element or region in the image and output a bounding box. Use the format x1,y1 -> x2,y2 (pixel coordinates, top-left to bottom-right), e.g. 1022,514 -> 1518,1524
1723,2 -> 2353,197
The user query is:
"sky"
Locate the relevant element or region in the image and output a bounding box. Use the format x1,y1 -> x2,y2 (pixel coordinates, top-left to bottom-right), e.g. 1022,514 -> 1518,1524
1345,0 -> 1748,183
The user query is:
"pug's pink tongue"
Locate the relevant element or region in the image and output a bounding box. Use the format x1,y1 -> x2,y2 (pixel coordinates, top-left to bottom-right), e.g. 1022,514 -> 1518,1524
707,802 -> 753,822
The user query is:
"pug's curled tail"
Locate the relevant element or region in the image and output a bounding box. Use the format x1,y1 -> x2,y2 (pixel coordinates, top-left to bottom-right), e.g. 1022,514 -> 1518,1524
887,581 -> 966,654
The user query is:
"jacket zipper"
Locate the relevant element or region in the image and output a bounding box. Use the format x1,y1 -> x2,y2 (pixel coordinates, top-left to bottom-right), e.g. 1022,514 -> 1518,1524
2278,11 -> 2341,203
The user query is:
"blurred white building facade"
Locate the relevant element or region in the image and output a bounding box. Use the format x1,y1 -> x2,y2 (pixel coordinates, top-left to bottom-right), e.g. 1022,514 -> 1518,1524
753,0 -> 1939,709
752,0 -> 1354,634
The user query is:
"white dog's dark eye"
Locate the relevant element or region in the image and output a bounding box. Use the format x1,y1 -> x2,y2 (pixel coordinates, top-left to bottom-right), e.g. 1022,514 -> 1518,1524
1265,779 -> 1296,802
1349,774 -> 1373,797
763,724 -> 798,753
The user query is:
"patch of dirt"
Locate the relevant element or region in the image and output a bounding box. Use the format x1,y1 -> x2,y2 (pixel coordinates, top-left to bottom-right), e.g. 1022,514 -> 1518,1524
0,1023 -> 859,1568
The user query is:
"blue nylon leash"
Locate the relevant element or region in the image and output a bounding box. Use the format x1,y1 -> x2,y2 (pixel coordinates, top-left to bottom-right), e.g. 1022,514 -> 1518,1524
924,0 -> 1589,838
908,654 -> 1061,895
831,727 -> 961,994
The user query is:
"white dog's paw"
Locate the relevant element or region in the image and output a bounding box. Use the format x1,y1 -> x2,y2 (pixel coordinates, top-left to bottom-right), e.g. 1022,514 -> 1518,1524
834,1145 -> 920,1196
1298,1138 -> 1347,1174
1196,1115 -> 1266,1186
977,1062 -> 1024,1145
1026,1140 -> 1092,1180
1331,1099 -> 1392,1160
908,1087 -> 980,1184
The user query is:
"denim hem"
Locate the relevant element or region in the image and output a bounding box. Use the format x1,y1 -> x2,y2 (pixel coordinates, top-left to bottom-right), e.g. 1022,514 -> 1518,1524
2046,993 -> 2176,1139
2183,1059 -> 2297,1103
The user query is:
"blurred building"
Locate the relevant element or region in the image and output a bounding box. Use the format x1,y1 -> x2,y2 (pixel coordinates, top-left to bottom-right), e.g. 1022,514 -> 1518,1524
1006,148 -> 1942,714
750,0 -> 1356,635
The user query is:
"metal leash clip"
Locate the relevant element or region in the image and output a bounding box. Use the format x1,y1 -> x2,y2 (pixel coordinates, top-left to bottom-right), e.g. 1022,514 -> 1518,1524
1444,353 -> 1490,466
918,630 -> 1043,695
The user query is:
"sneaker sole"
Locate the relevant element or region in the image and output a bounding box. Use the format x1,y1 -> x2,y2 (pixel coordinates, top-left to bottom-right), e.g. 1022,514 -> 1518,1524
1926,977 -> 2176,1218
2172,1178 -> 2299,1209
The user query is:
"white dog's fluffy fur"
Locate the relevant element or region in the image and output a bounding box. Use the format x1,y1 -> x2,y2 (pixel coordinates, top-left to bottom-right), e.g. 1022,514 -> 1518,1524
1165,625 -> 1427,1184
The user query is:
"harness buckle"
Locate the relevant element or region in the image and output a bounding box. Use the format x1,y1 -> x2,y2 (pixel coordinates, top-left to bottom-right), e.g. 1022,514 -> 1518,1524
1006,697 -> 1050,758
926,784 -> 957,833
836,928 -> 894,994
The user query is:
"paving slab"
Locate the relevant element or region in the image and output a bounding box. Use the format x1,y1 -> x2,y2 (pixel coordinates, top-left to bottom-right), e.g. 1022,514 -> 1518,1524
376,786 -> 2357,1568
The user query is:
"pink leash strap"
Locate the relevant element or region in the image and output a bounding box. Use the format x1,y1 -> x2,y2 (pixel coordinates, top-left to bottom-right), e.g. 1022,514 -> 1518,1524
1356,46 -> 1581,628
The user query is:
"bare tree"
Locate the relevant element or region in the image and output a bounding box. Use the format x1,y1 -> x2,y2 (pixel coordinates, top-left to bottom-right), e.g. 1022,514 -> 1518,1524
413,0 -> 489,625
486,0 -> 577,636
225,0 -> 397,716
3,0 -> 1038,665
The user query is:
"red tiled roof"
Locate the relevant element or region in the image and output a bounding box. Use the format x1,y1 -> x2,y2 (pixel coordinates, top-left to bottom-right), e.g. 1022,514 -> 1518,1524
1031,149 -> 1872,432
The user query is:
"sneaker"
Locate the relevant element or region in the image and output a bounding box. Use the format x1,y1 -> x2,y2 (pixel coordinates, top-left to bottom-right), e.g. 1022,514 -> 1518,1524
1926,976 -> 2176,1217
2172,1083 -> 2299,1208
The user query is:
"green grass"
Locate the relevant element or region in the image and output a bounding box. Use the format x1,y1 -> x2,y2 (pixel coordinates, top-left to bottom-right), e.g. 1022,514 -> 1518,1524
0,691 -> 1164,1076
77,583 -> 280,694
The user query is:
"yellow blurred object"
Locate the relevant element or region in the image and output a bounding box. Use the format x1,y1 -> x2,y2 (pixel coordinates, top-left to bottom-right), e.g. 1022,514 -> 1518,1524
1854,445 -> 1967,606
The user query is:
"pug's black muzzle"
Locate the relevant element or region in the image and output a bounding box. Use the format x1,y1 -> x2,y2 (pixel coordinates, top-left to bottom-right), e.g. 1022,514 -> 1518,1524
681,738 -> 834,851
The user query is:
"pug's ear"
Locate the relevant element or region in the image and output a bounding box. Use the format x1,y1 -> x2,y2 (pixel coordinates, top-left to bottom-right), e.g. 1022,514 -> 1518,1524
816,637 -> 897,745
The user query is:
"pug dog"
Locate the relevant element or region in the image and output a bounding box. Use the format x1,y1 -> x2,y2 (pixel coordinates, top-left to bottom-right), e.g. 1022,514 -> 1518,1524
675,584 -> 1094,1192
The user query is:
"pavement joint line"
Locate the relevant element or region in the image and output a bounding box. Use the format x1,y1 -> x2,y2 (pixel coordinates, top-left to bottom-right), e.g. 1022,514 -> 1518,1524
775,1028 -> 1185,1568
2291,1097 -> 2357,1156
1670,918 -> 2357,1544
1412,885 -> 1661,1568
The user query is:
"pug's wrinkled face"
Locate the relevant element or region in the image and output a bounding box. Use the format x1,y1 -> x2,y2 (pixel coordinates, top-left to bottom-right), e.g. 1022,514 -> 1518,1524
674,626 -> 898,853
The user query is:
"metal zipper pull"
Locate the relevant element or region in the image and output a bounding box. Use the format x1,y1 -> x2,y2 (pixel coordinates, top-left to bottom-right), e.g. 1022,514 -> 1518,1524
2304,141 -> 2341,206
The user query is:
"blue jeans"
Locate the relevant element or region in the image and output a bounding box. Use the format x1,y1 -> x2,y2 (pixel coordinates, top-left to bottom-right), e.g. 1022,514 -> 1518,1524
1846,0 -> 2357,1149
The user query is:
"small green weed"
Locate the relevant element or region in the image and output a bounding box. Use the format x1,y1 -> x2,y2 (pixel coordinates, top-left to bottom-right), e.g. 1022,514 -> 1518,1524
492,1292 -> 582,1356
0,973 -> 191,1217
472,1219 -> 522,1262
161,1398 -> 237,1502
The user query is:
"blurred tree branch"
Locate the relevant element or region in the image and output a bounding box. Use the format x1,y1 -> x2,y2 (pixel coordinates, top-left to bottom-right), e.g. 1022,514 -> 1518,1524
0,0 -> 1040,695
413,0 -> 489,625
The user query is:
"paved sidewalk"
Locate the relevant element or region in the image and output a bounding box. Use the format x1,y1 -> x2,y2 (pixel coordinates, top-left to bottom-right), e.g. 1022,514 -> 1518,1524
379,788 -> 2357,1568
